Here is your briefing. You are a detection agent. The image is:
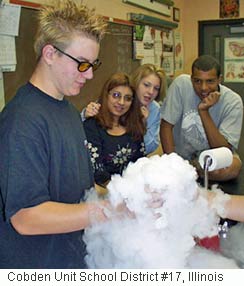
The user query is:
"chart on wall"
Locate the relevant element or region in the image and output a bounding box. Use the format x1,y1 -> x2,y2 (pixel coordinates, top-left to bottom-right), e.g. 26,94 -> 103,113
174,30 -> 183,72
161,30 -> 174,76
133,25 -> 161,65
133,25 -> 174,76
224,37 -> 244,82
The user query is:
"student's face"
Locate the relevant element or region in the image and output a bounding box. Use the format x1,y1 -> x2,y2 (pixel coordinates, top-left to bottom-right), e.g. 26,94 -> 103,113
52,36 -> 100,99
136,74 -> 160,106
191,68 -> 221,100
107,86 -> 134,120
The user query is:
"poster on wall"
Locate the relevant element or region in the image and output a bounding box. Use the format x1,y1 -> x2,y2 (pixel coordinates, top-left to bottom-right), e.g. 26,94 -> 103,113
224,37 -> 244,82
133,25 -> 145,60
154,29 -> 163,67
134,25 -> 164,68
219,0 -> 239,18
174,30 -> 183,72
141,25 -> 155,65
133,24 -> 176,76
162,31 -> 174,77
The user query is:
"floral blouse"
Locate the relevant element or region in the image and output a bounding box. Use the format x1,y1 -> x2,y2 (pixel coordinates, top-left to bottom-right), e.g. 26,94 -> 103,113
83,118 -> 146,186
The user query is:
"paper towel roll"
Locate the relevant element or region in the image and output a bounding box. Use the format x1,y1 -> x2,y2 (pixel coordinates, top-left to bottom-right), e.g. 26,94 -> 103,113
198,147 -> 233,172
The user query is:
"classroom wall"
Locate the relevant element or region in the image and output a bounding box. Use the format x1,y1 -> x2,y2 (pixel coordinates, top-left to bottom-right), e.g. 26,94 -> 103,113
13,0 -> 183,27
181,0 -> 244,73
8,0 -> 244,74
88,0 -> 244,74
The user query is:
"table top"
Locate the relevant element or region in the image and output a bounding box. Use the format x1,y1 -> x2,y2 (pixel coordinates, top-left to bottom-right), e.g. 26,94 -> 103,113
213,167 -> 244,196
199,167 -> 244,226
198,166 -> 244,196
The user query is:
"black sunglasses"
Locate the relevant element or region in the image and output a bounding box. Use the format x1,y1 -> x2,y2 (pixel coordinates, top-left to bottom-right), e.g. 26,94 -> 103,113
53,46 -> 101,72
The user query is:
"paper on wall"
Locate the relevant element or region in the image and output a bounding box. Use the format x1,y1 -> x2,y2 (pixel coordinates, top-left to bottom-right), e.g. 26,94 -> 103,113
0,69 -> 5,111
0,3 -> 21,36
0,35 -> 17,71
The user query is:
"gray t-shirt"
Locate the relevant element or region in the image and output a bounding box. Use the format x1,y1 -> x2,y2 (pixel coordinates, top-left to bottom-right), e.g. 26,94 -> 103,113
160,74 -> 243,160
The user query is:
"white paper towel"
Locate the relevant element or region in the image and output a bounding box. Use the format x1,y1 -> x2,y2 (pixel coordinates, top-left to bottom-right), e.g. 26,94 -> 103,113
198,147 -> 233,172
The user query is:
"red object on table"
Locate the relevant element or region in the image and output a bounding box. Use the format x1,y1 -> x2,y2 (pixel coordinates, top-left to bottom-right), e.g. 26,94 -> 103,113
197,235 -> 220,252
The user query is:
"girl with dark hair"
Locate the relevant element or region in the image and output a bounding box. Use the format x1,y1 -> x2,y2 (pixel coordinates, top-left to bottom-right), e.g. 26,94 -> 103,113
83,72 -> 146,188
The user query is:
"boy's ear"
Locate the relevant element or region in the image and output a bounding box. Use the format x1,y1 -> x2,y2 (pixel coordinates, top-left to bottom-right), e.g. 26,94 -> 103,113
42,44 -> 57,65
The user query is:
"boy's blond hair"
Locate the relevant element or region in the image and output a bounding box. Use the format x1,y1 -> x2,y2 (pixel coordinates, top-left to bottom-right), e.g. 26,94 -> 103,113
34,0 -> 107,58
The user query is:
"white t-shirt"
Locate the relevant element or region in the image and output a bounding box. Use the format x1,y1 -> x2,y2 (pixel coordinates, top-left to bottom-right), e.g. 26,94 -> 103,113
160,74 -> 243,160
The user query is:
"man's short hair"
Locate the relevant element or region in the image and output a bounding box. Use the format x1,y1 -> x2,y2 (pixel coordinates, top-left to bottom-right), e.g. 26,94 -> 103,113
34,0 -> 107,59
191,55 -> 221,77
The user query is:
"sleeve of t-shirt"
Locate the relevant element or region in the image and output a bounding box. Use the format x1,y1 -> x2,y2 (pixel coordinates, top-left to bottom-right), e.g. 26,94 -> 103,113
218,91 -> 243,149
83,119 -> 111,185
1,117 -> 50,222
160,76 -> 185,125
144,101 -> 160,154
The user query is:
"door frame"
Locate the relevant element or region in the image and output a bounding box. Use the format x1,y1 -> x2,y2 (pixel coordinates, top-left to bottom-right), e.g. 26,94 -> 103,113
198,18 -> 244,55
198,18 -> 244,160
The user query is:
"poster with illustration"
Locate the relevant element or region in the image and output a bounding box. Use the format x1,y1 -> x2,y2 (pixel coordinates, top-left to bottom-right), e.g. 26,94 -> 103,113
225,37 -> 244,59
220,0 -> 239,18
174,30 -> 183,72
161,31 -> 174,76
133,25 -> 145,60
224,61 -> 244,82
224,37 -> 244,82
139,25 -> 155,64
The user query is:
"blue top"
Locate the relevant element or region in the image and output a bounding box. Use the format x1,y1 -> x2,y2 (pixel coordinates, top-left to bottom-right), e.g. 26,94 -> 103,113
144,100 -> 161,154
0,82 -> 94,268
84,118 -> 146,185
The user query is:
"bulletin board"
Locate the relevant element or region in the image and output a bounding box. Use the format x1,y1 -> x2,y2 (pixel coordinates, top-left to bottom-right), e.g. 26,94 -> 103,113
3,6 -> 140,111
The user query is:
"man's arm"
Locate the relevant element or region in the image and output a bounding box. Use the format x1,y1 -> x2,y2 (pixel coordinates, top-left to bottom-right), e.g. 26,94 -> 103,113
160,119 -> 175,154
192,153 -> 242,181
208,191 -> 244,222
198,91 -> 231,148
224,195 -> 244,222
208,153 -> 242,181
199,109 -> 231,148
10,200 -> 109,235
